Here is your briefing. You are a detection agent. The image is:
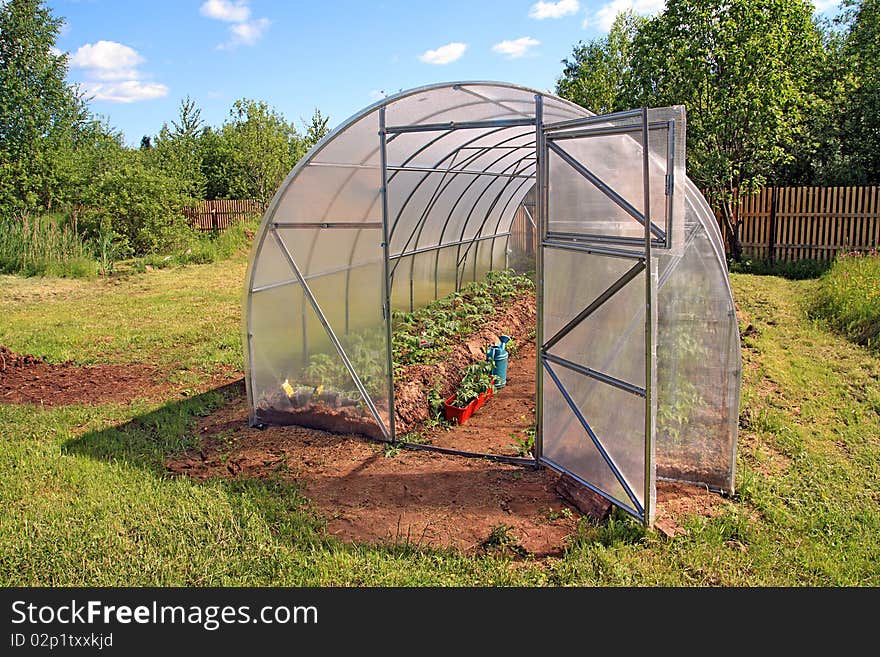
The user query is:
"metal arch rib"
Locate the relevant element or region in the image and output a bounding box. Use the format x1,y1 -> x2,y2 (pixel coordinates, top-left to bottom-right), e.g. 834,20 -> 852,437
388,128 -> 534,252
390,133 -> 534,278
454,157 -> 538,279
269,228 -> 390,440
393,137 -> 535,283
431,139 -> 536,288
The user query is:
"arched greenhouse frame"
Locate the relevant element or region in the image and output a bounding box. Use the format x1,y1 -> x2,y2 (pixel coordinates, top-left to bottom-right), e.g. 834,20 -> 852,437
243,82 -> 741,525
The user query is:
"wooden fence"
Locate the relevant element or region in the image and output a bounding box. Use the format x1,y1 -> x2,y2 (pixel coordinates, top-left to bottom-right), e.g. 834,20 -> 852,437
509,204 -> 536,259
193,187 -> 880,263
731,186 -> 880,262
184,199 -> 262,231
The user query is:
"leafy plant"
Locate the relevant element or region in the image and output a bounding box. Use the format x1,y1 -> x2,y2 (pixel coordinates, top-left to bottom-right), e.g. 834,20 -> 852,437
451,361 -> 494,408
510,425 -> 535,458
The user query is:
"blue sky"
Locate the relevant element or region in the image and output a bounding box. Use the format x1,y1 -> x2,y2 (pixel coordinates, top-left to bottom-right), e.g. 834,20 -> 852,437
48,0 -> 841,146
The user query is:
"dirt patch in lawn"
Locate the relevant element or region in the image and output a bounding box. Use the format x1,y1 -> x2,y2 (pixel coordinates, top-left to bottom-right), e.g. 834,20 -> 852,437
166,393 -> 578,557
0,345 -> 172,406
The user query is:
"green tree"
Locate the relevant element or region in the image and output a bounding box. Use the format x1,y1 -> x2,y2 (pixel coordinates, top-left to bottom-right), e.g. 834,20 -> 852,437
629,0 -> 826,259
556,11 -> 645,114
837,0 -> 880,182
301,108 -> 330,153
556,0 -> 826,259
149,96 -> 206,201
220,99 -> 297,207
0,0 -> 88,216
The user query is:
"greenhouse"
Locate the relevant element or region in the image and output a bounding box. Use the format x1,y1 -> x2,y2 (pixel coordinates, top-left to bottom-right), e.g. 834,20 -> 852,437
242,82 -> 741,525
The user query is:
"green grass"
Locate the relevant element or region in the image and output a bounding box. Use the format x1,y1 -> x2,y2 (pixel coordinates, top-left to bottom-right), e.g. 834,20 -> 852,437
810,250 -> 880,350
0,265 -> 878,585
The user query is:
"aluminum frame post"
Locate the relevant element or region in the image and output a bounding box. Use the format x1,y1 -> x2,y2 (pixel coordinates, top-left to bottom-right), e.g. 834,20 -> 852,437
534,93 -> 545,462
379,106 -> 396,443
642,107 -> 655,527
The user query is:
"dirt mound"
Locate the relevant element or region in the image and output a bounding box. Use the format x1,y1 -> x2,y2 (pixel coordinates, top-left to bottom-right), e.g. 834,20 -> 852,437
0,345 -> 170,407
0,345 -> 54,370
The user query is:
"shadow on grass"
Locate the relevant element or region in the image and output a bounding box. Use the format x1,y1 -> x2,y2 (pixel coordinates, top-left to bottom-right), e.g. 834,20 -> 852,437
60,381 -> 329,549
728,257 -> 831,280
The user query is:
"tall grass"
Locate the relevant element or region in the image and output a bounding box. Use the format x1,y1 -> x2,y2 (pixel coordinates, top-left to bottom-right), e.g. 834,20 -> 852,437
810,250 -> 880,350
0,213 -> 96,278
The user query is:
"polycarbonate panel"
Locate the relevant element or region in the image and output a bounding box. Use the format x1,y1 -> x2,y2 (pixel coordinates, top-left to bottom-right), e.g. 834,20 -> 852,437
542,363 -> 645,510
311,112 -> 379,167
251,229 -> 300,290
389,254 -> 413,311
546,108 -> 683,246
543,248 -> 636,338
277,226 -> 383,281
250,283 -> 385,436
654,209 -> 738,491
549,268 -> 647,389
433,244 -> 459,301
274,164 -> 381,224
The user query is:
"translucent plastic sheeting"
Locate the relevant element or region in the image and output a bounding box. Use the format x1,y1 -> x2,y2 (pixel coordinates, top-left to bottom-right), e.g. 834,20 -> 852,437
247,277 -> 387,437
542,361 -> 647,512
654,194 -> 739,491
243,82 -> 740,503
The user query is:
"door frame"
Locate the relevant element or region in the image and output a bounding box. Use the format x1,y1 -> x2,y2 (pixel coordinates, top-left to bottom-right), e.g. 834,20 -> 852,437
535,105 -> 674,526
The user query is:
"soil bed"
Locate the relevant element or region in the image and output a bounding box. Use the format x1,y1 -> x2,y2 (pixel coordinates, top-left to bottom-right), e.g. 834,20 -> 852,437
0,345 -> 171,406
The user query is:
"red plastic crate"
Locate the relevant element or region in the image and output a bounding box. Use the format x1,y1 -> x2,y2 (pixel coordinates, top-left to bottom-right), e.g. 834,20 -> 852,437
444,378 -> 494,425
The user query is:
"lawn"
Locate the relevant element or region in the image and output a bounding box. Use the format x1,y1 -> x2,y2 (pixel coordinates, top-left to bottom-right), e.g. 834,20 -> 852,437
1,258 -> 878,585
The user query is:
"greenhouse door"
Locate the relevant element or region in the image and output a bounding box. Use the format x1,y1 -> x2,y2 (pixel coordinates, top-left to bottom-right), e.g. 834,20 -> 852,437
535,106 -> 684,525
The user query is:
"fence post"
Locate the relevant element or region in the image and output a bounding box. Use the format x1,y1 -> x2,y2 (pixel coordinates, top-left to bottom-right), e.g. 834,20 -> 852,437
768,186 -> 778,264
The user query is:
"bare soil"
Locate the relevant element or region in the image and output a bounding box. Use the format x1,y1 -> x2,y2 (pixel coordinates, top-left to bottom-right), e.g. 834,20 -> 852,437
0,345 -> 171,406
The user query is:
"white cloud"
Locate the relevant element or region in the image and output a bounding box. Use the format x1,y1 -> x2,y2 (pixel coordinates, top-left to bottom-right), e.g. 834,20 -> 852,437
69,41 -> 166,103
200,0 -> 250,22
492,36 -> 540,59
529,0 -> 579,20
592,0 -> 664,31
419,42 -> 467,65
78,80 -> 169,104
202,1 -> 270,50
70,40 -> 143,70
225,17 -> 270,46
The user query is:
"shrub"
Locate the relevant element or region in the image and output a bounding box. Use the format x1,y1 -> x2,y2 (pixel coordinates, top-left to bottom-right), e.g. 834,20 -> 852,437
79,158 -> 191,257
810,250 -> 880,350
728,257 -> 829,280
